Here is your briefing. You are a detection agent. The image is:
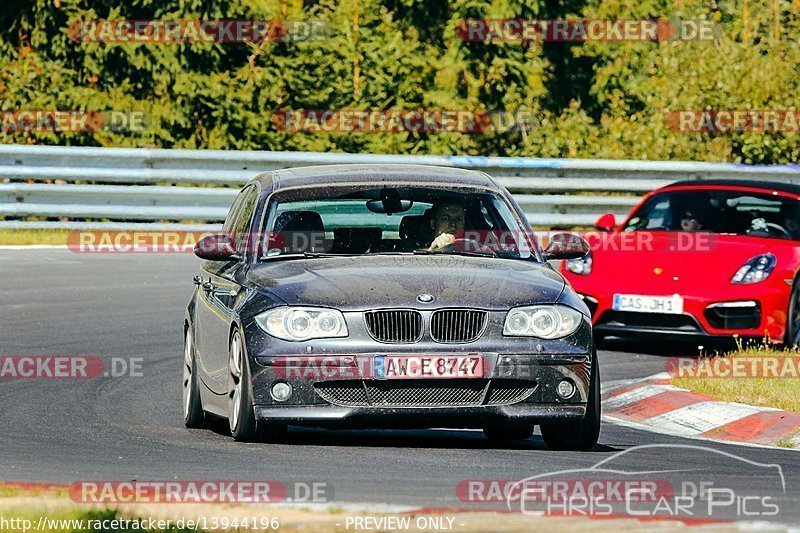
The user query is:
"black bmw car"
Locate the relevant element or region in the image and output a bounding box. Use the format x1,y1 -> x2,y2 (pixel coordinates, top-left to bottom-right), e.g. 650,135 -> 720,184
183,164 -> 599,450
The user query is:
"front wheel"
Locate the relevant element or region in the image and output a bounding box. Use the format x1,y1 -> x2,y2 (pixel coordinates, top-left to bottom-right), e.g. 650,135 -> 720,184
785,279 -> 800,349
183,328 -> 205,428
540,351 -> 601,451
228,330 -> 258,441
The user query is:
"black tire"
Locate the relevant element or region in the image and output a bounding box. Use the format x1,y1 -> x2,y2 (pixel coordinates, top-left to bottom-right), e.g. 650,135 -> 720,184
183,328 -> 205,429
540,350 -> 601,451
228,330 -> 258,442
785,278 -> 800,349
483,425 -> 535,441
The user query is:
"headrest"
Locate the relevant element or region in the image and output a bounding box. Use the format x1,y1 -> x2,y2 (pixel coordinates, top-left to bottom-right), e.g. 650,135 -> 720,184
332,227 -> 382,254
274,210 -> 325,233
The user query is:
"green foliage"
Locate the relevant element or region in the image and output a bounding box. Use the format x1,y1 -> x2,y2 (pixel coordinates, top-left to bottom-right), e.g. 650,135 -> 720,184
0,0 -> 797,162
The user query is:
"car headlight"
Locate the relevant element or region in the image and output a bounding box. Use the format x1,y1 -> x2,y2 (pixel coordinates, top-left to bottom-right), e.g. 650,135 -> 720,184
255,307 -> 348,341
731,254 -> 776,284
503,305 -> 583,339
565,250 -> 592,275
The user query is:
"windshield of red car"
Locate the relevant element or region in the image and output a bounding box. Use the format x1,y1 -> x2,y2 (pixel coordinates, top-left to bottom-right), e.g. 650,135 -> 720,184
623,189 -> 800,240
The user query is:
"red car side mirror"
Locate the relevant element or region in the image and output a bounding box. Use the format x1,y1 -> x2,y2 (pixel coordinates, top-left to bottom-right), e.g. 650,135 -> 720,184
595,213 -> 617,232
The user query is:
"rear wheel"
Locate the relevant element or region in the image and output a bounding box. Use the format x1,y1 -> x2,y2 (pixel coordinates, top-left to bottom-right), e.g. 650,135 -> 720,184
540,351 -> 601,451
228,331 -> 258,441
483,425 -> 534,441
785,279 -> 800,349
183,328 -> 205,428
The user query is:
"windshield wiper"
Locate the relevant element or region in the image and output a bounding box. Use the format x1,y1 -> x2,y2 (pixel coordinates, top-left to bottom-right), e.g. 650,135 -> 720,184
410,249 -> 497,258
443,250 -> 497,258
258,252 -> 337,261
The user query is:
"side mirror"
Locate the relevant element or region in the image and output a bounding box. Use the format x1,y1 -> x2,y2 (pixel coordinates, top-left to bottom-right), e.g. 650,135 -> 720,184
595,213 -> 617,232
194,233 -> 240,261
543,232 -> 591,260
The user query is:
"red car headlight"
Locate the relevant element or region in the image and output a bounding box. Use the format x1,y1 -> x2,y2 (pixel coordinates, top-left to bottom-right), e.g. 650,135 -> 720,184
730,253 -> 776,284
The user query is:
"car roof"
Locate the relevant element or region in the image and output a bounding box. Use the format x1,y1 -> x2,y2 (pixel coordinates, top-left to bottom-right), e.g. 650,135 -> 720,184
249,164 -> 499,192
662,179 -> 800,196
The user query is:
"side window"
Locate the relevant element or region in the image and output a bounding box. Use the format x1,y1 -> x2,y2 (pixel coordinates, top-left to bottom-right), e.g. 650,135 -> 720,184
625,197 -> 671,230
230,186 -> 259,253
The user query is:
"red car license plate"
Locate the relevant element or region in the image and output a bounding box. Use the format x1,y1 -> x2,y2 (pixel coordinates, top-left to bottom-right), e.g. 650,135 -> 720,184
373,355 -> 484,380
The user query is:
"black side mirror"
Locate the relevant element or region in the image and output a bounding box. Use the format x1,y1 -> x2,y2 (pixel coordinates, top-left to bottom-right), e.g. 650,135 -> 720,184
543,232 -> 591,260
194,233 -> 241,261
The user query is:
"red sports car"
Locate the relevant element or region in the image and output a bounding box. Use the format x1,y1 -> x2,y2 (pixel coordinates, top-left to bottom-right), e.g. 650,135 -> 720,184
561,179 -> 800,346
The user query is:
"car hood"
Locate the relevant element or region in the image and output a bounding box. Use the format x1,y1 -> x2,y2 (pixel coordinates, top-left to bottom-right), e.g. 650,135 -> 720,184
587,231 -> 795,287
246,255 -> 565,311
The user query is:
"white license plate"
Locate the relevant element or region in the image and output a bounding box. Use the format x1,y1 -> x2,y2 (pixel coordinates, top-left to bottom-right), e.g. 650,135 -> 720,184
612,294 -> 684,314
373,355 -> 484,380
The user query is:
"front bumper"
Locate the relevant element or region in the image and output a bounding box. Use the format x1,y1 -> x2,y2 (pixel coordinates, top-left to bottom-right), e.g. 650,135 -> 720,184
573,287 -> 788,342
250,353 -> 591,428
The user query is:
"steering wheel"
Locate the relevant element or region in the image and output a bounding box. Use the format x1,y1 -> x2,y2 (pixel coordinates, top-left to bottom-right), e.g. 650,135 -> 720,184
748,218 -> 791,238
764,223 -> 792,238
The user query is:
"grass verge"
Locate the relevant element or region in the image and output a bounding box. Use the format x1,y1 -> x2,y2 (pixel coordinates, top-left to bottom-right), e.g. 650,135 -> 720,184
0,229 -> 72,245
672,343 -> 800,413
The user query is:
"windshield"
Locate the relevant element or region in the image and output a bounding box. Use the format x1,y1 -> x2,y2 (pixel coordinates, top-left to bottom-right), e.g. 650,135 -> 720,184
257,187 -> 539,261
623,189 -> 800,241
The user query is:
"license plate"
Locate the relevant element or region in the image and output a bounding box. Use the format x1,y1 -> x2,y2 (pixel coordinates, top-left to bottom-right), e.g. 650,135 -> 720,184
373,355 -> 484,380
613,294 -> 684,314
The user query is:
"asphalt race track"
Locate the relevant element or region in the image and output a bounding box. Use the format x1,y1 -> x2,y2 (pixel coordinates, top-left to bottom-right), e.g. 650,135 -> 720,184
1,249 -> 799,524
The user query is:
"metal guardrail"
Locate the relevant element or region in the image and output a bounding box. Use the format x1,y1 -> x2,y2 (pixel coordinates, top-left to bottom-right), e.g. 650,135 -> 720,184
1,144 -> 799,230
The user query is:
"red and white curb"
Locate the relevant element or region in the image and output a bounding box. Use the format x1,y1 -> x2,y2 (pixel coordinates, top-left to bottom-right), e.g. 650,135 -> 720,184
602,372 -> 800,450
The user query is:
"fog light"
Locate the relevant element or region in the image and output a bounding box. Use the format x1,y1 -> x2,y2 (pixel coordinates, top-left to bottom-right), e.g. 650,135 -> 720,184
271,382 -> 292,402
557,379 -> 576,399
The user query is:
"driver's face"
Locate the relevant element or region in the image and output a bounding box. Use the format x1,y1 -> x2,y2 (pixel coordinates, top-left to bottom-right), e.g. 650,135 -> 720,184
432,204 -> 465,235
681,217 -> 701,231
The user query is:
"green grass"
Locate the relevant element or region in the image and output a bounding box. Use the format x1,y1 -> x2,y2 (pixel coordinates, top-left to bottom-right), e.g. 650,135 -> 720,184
672,342 -> 800,412
0,229 -> 72,245
0,484 -> 67,498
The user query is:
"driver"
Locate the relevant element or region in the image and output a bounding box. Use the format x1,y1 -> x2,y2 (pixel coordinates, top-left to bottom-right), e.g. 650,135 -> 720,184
680,210 -> 703,232
428,202 -> 466,251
